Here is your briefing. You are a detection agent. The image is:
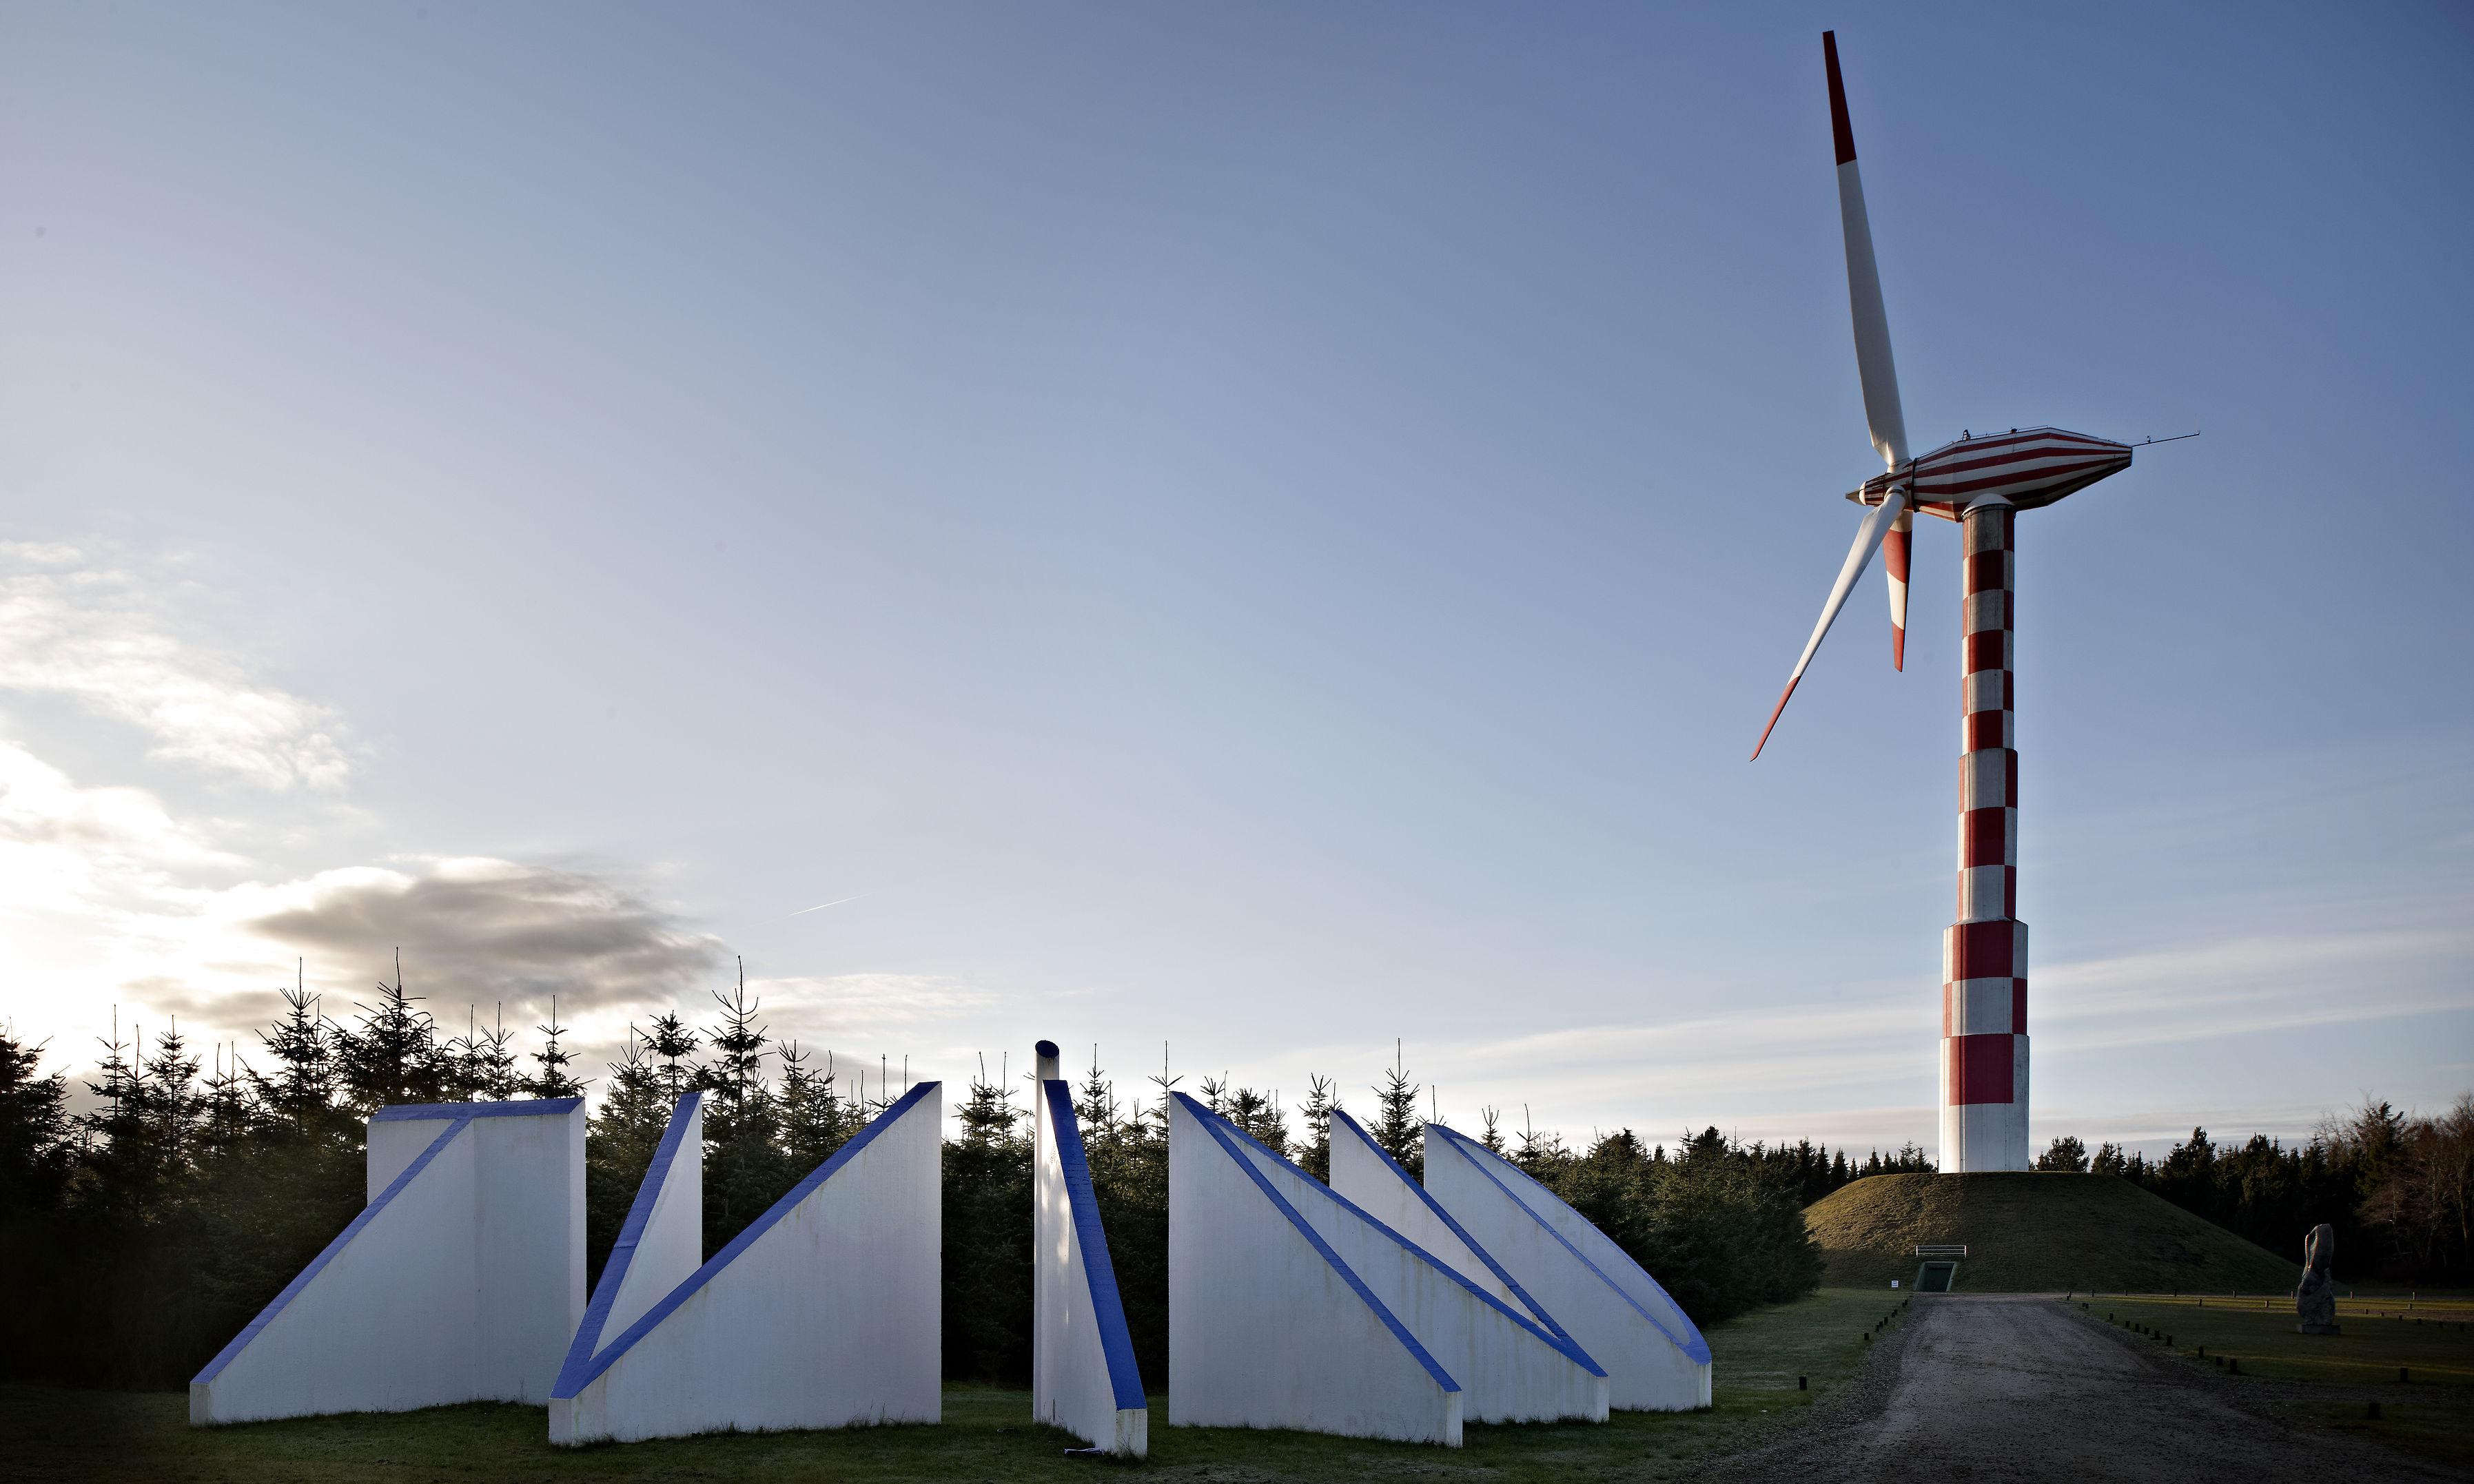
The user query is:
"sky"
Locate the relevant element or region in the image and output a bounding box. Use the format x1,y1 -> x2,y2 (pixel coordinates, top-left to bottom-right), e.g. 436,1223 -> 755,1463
1,2 -> 2467,1158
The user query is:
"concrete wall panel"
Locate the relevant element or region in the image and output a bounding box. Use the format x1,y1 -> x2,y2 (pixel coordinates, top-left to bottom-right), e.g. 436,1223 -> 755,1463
549,1083 -> 942,1445
1327,1109 -> 1602,1379
190,1097 -> 587,1425
1327,1109 -> 1515,1310
1170,1094 -> 1605,1443
1169,1094 -> 1463,1445
554,1092 -> 704,1403
1422,1123 -> 1710,1411
1033,1049 -> 1146,1456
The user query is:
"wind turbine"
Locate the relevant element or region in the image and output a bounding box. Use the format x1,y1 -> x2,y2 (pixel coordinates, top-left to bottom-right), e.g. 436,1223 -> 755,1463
1751,32 -> 2134,1174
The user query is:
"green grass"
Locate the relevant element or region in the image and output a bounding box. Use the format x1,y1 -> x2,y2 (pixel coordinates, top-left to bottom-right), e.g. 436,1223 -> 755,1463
2088,1295 -> 2474,1390
2087,1295 -> 2474,1471
0,1291 -> 1905,1483
1803,1173 -> 2295,1292
2302,1401 -> 2472,1472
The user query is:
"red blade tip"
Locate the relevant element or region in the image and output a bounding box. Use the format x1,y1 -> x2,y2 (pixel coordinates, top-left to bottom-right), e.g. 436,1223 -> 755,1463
1750,676 -> 1801,761
1823,32 -> 1857,165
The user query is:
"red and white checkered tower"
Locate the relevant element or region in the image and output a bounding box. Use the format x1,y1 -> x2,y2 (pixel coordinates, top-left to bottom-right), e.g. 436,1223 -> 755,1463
1750,33 -> 2134,1173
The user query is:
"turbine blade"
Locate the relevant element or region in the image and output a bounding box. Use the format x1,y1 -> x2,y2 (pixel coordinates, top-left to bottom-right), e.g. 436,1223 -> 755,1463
1883,506 -> 1911,670
1752,487 -> 1910,759
1823,32 -> 1907,471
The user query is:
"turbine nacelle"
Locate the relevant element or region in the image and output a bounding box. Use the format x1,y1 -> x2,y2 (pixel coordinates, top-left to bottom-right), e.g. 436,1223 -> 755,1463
1847,428 -> 2134,522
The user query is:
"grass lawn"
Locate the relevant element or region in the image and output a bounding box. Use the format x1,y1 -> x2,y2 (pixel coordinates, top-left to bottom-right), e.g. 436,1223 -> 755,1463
0,1290 -> 1909,1483
2087,1295 -> 2474,1471
2085,1295 -> 2474,1388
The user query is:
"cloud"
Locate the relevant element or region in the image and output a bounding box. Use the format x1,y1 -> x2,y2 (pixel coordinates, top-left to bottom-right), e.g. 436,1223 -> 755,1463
0,534 -> 717,1078
0,762 -> 727,1076
0,746 -> 245,1040
0,741 -> 238,896
1241,925 -> 2474,1152
232,858 -> 724,1029
0,546 -> 744,1084
1277,994 -> 1930,1119
2034,929 -> 2473,1052
0,542 -> 351,790
742,973 -> 1001,1080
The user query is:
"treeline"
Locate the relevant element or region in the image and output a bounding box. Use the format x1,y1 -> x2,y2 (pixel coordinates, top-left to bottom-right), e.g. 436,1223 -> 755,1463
0,965 -> 1834,1390
2032,1103 -> 2474,1285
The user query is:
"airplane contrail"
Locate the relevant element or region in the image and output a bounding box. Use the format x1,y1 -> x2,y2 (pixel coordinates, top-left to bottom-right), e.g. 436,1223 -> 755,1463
786,894 -> 868,918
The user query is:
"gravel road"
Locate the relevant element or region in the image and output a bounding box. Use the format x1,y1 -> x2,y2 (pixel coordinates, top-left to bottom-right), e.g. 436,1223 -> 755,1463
1693,1293 -> 2463,1483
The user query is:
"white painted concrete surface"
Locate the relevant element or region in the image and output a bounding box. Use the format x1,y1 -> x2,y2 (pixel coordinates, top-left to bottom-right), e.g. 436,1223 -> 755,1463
553,1092 -> 703,1405
549,1082 -> 942,1445
1168,1094 -> 1606,1446
1033,1042 -> 1147,1456
1422,1122 -> 1712,1411
190,1097 -> 587,1425
1327,1108 -> 1605,1380
1327,1109 -> 1515,1309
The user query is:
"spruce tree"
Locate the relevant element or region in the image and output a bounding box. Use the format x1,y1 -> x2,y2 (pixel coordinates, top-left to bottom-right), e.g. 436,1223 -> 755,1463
90,1009 -> 136,1124
597,1030 -> 673,1144
942,1057 -> 1030,1383
0,1027 -> 71,1213
1369,1040 -> 1422,1179
776,1040 -> 848,1174
1226,1086 -> 1288,1158
696,962 -> 783,1255
645,1011 -> 700,1104
700,962 -> 768,1116
1479,1105 -> 1506,1154
1072,1047 -> 1117,1144
1295,1075 -> 1336,1182
336,951 -> 445,1110
76,1012 -> 169,1221
523,996 -> 585,1099
1089,1051 -> 1168,1385
253,967 -> 339,1131
139,1020 -> 203,1171
445,1004 -> 523,1101
199,1042 -> 256,1155
1514,1105 -> 1569,1177
1139,1044 -> 1180,1142
584,1029 -> 675,1283
2036,1135 -> 2091,1173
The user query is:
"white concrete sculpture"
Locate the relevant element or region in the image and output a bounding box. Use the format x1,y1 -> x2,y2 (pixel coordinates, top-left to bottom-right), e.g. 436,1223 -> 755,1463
553,1092 -> 705,1405
1326,1109 -> 1597,1364
549,1082 -> 943,1445
1168,1093 -> 1605,1447
1032,1041 -> 1147,1456
1421,1121 -> 1712,1410
190,1097 -> 587,1425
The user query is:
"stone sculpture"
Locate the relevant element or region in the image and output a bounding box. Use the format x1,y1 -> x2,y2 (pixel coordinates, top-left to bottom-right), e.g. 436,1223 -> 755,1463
2294,1222 -> 2341,1335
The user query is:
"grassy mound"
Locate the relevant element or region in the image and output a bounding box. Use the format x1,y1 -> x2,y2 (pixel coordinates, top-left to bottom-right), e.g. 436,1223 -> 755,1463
1804,1173 -> 2296,1293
